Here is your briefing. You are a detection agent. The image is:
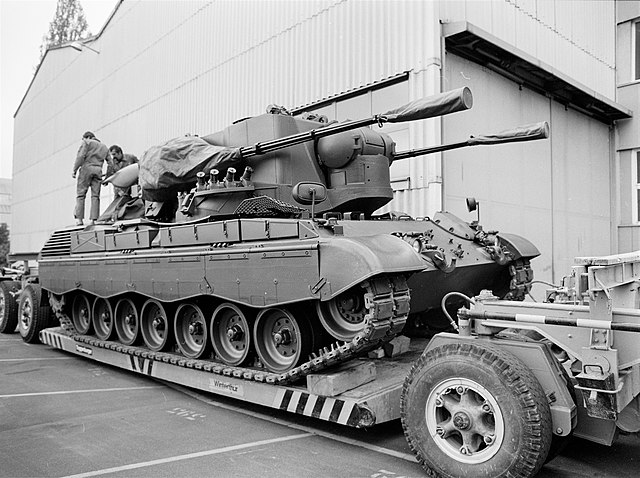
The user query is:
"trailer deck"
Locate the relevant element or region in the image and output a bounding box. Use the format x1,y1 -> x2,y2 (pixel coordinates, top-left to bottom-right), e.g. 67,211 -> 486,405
40,327 -> 428,428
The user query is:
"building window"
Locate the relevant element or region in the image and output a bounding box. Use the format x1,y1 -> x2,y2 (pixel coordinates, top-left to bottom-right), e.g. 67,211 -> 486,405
635,20 -> 640,81
634,151 -> 640,223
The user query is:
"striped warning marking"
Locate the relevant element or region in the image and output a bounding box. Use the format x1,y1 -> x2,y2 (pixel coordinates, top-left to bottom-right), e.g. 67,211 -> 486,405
272,388 -> 360,426
40,329 -> 66,349
129,355 -> 154,376
462,309 -> 640,333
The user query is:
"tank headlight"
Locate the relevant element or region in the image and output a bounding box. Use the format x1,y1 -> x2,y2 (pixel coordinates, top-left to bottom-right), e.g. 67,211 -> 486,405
411,238 -> 423,253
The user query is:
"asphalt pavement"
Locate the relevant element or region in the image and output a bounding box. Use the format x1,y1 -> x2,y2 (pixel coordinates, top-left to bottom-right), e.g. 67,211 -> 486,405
1,333 -> 639,478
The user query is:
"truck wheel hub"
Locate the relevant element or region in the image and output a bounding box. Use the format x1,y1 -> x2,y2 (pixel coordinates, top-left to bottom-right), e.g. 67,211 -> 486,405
453,411 -> 472,430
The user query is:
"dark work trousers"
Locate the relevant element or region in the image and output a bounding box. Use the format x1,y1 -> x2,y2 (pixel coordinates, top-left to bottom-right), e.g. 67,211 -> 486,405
75,166 -> 102,220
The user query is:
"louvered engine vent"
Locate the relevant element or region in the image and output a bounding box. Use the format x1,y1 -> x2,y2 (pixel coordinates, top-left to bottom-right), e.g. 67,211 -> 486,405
39,229 -> 75,258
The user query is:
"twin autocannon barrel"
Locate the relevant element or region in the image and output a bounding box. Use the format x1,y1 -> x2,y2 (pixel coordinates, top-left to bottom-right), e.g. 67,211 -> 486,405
238,86 -> 548,161
105,87 -> 549,190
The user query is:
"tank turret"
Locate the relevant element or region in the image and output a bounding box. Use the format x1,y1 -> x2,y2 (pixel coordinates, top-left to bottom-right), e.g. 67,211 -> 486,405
106,87 -> 546,224
106,87 -> 474,221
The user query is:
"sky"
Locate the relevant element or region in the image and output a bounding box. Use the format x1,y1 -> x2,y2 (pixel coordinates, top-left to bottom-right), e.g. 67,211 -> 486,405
0,0 -> 116,179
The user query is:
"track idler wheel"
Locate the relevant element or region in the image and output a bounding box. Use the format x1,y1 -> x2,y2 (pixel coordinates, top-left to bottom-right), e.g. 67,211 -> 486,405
174,303 -> 209,359
92,297 -> 115,340
71,293 -> 93,335
253,307 -> 312,373
140,299 -> 173,352
114,298 -> 140,345
210,303 -> 252,366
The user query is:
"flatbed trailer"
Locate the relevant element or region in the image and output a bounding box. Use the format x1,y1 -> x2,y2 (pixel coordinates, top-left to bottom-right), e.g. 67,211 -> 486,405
39,327 -> 427,428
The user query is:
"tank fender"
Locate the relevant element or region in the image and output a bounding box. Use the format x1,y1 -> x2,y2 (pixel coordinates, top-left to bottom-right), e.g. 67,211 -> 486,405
498,233 -> 541,260
317,234 -> 431,299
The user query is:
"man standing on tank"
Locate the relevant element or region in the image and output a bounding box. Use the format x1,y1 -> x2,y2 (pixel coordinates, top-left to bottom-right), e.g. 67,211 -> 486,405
107,145 -> 138,198
72,131 -> 109,226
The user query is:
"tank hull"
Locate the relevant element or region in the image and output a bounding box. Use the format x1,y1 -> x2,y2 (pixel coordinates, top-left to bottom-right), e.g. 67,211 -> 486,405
39,213 -> 536,315
39,219 -> 428,306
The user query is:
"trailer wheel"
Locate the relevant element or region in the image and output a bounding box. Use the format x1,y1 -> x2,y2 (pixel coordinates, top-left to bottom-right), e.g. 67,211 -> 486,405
401,342 -> 552,478
18,285 -> 51,343
0,280 -> 19,333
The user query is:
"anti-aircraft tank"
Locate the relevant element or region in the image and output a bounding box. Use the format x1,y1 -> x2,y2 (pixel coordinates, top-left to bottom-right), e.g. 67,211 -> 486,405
36,87 -> 547,382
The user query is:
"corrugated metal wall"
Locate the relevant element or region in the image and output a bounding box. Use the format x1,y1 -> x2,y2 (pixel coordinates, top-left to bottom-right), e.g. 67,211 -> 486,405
440,0 -> 616,99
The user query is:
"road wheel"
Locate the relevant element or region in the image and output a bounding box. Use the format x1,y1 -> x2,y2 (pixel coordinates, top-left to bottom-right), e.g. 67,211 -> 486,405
0,280 -> 19,333
253,307 -> 312,373
114,297 -> 140,345
401,342 -> 552,478
92,297 -> 115,340
211,302 -> 252,366
141,299 -> 173,352
316,285 -> 367,341
174,303 -> 209,359
71,293 -> 93,335
18,284 -> 51,344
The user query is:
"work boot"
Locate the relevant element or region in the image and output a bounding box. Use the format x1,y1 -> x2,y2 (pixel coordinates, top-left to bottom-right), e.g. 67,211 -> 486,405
88,220 -> 95,226
75,219 -> 84,226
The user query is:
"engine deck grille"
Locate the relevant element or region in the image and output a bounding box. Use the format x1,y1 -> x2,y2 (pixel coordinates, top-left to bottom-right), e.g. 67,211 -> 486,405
39,228 -> 78,258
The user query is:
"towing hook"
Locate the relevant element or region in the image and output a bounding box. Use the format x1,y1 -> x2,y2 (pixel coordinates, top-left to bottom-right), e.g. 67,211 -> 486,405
423,250 -> 457,273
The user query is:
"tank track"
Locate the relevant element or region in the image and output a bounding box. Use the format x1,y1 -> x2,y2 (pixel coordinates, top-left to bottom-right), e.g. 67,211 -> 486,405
48,275 -> 411,386
505,258 -> 534,301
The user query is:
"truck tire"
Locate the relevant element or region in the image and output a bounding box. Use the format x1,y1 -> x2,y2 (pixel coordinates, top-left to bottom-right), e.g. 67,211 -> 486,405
401,341 -> 552,478
0,280 -> 19,333
18,284 -> 51,344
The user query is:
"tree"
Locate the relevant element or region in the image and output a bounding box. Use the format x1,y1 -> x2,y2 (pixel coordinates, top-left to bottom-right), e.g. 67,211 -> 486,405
0,223 -> 9,269
39,0 -> 90,60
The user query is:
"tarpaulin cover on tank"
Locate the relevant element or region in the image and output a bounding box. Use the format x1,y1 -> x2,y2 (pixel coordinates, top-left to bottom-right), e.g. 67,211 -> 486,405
139,136 -> 241,201
382,87 -> 473,123
467,122 -> 549,145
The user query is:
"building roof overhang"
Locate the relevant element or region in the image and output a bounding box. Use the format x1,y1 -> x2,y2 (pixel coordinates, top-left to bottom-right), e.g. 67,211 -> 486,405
443,21 -> 632,124
14,0 -> 123,118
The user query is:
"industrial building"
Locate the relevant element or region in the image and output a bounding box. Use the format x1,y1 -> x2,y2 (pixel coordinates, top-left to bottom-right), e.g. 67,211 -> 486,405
11,0 -> 640,295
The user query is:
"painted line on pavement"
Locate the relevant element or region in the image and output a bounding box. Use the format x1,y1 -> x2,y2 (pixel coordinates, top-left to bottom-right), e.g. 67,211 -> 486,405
168,382 -> 418,464
0,385 -> 161,398
0,357 -> 75,362
61,433 -> 313,478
